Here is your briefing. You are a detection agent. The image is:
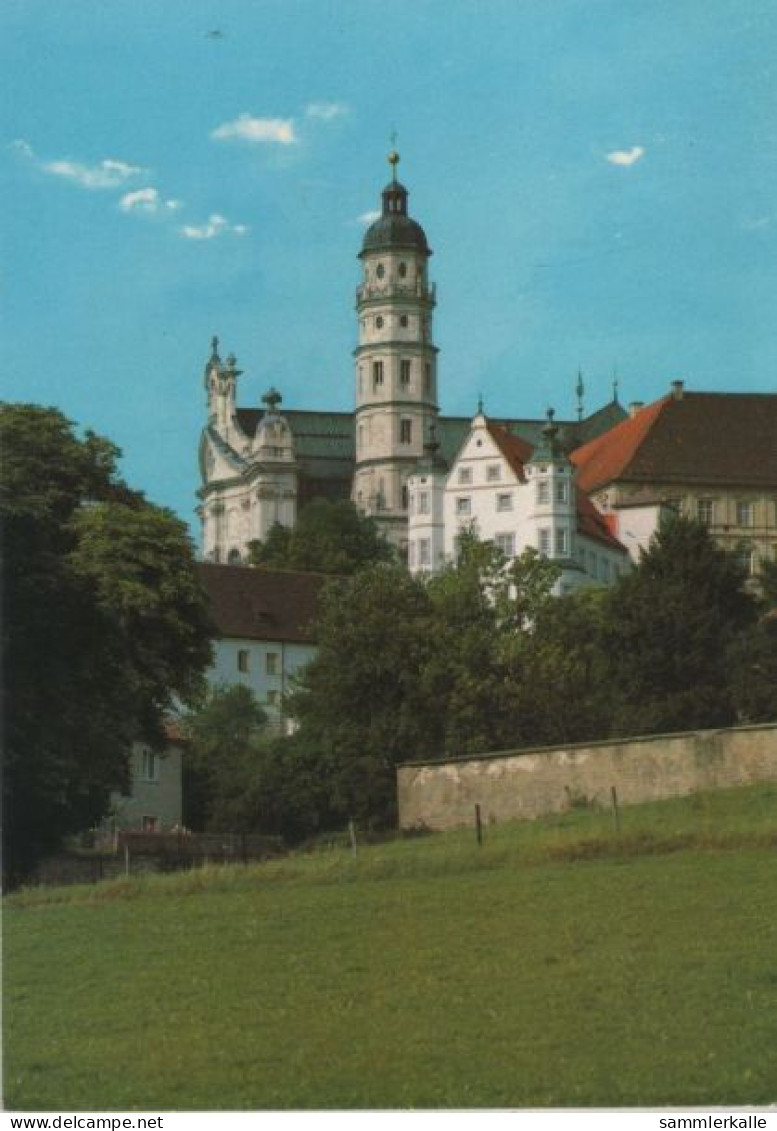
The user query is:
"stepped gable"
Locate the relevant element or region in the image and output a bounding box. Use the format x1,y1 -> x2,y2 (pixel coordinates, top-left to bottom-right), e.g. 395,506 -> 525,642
197,563 -> 328,644
571,391 -> 777,493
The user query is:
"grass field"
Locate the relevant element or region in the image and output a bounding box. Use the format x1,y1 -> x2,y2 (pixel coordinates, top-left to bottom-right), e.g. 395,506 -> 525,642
5,784 -> 777,1110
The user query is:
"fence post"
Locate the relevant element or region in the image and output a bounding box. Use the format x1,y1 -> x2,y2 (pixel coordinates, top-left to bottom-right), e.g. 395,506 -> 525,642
475,804 -> 483,846
348,819 -> 357,857
124,843 -> 130,876
611,786 -> 621,835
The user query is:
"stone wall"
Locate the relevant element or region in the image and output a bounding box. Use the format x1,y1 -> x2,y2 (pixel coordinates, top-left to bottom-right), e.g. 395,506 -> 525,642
396,723 -> 777,831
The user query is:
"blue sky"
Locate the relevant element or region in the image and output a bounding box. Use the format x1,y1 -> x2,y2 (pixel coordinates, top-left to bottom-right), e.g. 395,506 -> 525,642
2,0 -> 775,536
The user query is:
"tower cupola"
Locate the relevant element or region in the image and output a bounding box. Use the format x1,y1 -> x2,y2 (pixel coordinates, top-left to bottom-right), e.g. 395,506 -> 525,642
360,151 -> 431,257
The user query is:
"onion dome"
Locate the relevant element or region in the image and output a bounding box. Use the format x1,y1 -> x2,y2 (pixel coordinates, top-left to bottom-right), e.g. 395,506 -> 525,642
360,150 -> 431,257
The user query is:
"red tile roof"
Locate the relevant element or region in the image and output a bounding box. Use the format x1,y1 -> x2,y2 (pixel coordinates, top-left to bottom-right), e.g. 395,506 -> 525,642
196,563 -> 328,644
571,392 -> 777,493
488,423 -> 627,554
486,423 -> 534,481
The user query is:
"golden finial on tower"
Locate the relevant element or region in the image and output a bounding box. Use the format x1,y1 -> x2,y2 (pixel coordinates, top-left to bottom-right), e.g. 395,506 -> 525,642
388,129 -> 400,182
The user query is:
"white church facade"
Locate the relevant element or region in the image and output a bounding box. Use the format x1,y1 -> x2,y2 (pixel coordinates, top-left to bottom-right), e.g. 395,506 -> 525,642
198,151 -> 629,569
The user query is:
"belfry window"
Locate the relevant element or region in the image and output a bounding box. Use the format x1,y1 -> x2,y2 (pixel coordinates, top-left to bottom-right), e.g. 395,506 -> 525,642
375,315 -> 384,329
376,264 -> 385,279
399,262 -> 407,278
400,419 -> 412,444
400,360 -> 411,385
373,361 -> 384,386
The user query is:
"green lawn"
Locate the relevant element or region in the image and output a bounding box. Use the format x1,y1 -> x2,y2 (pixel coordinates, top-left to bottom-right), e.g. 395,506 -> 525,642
5,785 -> 777,1110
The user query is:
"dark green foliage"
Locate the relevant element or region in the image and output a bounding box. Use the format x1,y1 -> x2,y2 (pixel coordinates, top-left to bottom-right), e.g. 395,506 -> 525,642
183,685 -> 334,841
289,565 -> 439,825
727,615 -> 777,723
247,498 -> 394,575
601,515 -> 758,736
1,404 -> 214,885
515,587 -> 613,746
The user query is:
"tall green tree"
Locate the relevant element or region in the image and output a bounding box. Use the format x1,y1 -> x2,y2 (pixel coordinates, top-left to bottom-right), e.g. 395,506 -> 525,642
2,404 -> 214,884
601,515 -> 758,737
288,564 -> 439,824
248,498 -> 394,575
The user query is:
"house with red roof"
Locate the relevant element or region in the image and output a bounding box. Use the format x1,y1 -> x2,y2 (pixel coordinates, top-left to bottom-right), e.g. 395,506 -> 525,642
407,407 -> 630,592
570,381 -> 777,573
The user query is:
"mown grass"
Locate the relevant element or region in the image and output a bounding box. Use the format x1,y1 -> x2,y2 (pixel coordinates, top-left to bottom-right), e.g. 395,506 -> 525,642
5,784 -> 777,1110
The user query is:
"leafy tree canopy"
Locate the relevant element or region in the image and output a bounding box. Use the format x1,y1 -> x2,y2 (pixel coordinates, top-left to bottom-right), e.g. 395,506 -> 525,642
601,514 -> 758,736
247,498 -> 394,575
2,404 -> 214,884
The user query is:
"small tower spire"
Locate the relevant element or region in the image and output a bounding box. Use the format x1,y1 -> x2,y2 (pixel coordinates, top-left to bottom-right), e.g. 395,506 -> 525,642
388,130 -> 400,183
576,369 -> 585,421
477,393 -> 484,416
612,365 -> 620,403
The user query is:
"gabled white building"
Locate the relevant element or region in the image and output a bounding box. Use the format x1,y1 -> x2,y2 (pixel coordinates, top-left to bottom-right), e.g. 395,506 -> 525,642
408,408 -> 630,592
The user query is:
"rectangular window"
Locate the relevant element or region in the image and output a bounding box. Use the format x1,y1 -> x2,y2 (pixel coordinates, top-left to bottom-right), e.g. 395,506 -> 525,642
556,527 -> 569,556
556,480 -> 569,503
458,467 -> 473,484
266,689 -> 279,707
602,559 -> 611,581
539,528 -> 551,556
372,360 -> 384,386
496,493 -> 513,512
400,419 -> 412,444
400,359 -> 411,385
486,465 -> 501,482
537,480 -> 550,505
456,497 -> 471,516
736,501 -> 753,527
495,533 -> 515,558
237,649 -> 250,673
697,499 -> 715,525
266,652 -> 279,676
142,815 -> 159,833
139,749 -> 158,782
418,491 -> 430,515
418,538 -> 431,566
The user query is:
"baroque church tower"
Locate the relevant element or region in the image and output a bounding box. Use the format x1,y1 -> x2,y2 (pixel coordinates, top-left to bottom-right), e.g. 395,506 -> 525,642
352,150 -> 439,551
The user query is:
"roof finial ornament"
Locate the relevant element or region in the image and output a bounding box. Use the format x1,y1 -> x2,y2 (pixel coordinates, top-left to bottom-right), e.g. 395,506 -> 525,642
612,365 -> 620,403
388,129 -> 400,183
576,368 -> 585,422
477,393 -> 484,415
210,335 -> 220,358
262,386 -> 283,414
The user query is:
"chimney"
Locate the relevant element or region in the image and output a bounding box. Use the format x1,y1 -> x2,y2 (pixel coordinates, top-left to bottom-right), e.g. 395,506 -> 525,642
670,380 -> 684,401
628,401 -> 644,418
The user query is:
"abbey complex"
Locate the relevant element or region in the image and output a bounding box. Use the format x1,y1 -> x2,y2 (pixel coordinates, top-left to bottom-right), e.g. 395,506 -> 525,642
198,152 -> 777,589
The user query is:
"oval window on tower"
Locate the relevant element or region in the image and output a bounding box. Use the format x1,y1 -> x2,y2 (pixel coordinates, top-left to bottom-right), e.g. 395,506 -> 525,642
376,315 -> 384,329
376,264 -> 385,279
400,314 -> 408,328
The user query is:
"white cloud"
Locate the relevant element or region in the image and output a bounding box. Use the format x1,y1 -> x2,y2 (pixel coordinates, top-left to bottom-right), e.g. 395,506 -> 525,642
211,114 -> 297,145
179,213 -> 248,240
119,187 -> 181,215
41,156 -> 143,189
10,138 -> 34,159
606,146 -> 645,167
306,102 -> 348,121
358,210 -> 380,226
